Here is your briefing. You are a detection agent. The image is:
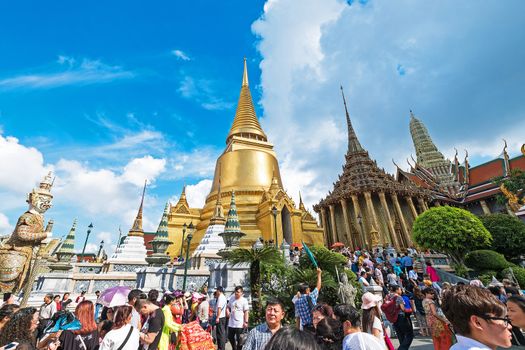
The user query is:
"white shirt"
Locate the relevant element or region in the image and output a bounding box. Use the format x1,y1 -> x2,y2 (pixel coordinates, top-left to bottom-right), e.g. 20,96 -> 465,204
100,324 -> 140,350
39,301 -> 57,319
228,296 -> 249,328
130,306 -> 141,329
216,294 -> 227,318
343,332 -> 385,350
450,335 -> 491,350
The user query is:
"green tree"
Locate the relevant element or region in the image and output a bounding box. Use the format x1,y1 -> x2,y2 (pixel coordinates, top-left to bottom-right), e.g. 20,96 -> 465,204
222,245 -> 282,321
480,213 -> 525,261
412,206 -> 492,265
493,169 -> 525,206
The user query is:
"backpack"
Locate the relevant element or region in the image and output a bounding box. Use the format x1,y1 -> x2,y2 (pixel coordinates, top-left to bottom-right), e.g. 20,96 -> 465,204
381,295 -> 400,323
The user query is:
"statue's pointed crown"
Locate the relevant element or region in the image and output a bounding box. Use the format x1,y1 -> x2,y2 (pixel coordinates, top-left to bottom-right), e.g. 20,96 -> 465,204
226,58 -> 267,144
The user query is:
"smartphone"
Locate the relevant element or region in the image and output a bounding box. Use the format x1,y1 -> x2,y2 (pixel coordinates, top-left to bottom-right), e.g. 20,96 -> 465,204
3,342 -> 19,350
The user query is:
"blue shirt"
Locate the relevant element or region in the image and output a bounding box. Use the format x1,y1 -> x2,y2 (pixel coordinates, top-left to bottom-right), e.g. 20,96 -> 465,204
401,256 -> 413,268
242,323 -> 275,350
294,288 -> 319,326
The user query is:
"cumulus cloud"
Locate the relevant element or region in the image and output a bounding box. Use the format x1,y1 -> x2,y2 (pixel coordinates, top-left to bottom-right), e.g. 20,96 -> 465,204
172,49 -> 191,61
122,156 -> 167,187
0,57 -> 134,90
0,213 -> 12,235
186,179 -> 213,208
252,0 -> 525,211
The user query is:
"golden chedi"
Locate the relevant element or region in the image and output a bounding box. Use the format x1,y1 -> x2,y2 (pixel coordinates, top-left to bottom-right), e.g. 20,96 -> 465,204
167,59 -> 323,256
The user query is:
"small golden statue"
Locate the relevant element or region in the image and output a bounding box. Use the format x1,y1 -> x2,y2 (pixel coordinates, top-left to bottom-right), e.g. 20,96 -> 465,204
0,172 -> 54,293
369,226 -> 380,247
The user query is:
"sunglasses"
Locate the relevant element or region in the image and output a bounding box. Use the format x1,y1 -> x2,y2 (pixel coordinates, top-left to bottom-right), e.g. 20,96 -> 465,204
478,315 -> 511,327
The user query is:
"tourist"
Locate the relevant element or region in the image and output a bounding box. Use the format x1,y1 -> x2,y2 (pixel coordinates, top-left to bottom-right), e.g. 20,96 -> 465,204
360,292 -> 385,344
242,298 -> 285,350
386,269 -> 397,287
358,271 -> 370,291
61,293 -> 72,310
400,253 -> 413,272
99,305 -> 140,350
441,284 -> 513,350
158,293 -> 181,350
127,289 -> 143,329
507,295 -> 525,346
75,291 -> 86,304
503,279 -> 521,297
0,304 -> 19,332
209,289 -> 218,340
58,300 -> 99,350
98,319 -> 114,342
148,289 -> 160,306
0,307 -> 39,350
38,293 -> 57,339
311,303 -> 334,329
295,267 -> 323,332
53,295 -> 62,312
263,327 -> 321,350
333,304 -> 384,350
315,317 -> 344,350
196,293 -> 209,331
215,286 -> 228,350
136,299 -> 165,350
170,290 -> 185,325
387,285 -> 413,350
410,281 -> 429,337
94,290 -> 102,321
2,293 -> 15,306
374,264 -> 384,287
422,287 -> 452,350
425,261 -> 441,293
227,286 -> 250,350
488,285 -> 508,303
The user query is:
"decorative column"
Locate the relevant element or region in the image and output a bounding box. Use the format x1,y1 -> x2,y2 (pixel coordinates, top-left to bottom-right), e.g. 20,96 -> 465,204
406,196 -> 418,218
320,207 -> 329,245
340,199 -> 353,250
435,201 -> 441,207
480,200 -> 491,215
351,195 -> 365,248
364,192 -> 381,241
391,194 -> 412,247
379,192 -> 400,250
418,197 -> 429,211
329,204 -> 338,244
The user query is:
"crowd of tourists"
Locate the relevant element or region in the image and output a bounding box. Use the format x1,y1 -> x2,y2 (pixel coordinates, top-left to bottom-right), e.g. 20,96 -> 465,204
0,246 -> 524,350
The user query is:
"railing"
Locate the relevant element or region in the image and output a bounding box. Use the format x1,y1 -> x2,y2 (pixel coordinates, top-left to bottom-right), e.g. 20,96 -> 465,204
435,267 -> 470,285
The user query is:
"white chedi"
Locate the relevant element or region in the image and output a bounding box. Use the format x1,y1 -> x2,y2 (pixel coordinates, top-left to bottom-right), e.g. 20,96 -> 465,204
109,235 -> 148,264
193,223 -> 226,258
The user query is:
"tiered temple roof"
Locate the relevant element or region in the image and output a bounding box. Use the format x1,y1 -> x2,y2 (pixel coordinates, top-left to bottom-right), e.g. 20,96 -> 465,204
318,88 -> 429,207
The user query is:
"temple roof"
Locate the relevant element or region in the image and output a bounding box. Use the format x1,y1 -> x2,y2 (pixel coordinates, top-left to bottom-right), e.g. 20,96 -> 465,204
224,191 -> 242,234
317,90 -> 428,207
152,203 -> 170,243
57,219 -> 76,255
226,59 -> 268,144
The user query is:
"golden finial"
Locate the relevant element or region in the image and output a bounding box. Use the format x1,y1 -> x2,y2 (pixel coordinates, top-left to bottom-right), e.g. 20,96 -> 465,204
242,57 -> 249,87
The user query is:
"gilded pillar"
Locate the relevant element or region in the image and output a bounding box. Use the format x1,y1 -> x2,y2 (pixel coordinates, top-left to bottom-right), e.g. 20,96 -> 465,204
418,198 -> 429,211
329,204 -> 338,244
351,195 -> 366,248
365,192 -> 380,244
320,207 -> 329,245
406,196 -> 418,219
391,194 -> 412,247
340,199 -> 353,250
435,201 -> 441,207
480,200 -> 491,215
379,192 -> 400,250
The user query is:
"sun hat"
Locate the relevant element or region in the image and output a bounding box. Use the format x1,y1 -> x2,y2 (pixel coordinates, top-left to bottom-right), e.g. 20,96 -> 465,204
361,292 -> 382,310
173,290 -> 184,298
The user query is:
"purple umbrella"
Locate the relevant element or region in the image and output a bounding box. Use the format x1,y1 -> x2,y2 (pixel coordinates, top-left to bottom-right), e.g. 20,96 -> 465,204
97,286 -> 132,307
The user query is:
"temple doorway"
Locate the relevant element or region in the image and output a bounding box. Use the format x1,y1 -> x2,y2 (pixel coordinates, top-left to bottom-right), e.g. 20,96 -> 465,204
281,206 -> 293,244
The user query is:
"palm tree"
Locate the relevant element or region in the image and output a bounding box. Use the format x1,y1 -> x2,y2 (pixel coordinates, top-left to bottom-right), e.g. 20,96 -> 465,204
222,245 -> 281,319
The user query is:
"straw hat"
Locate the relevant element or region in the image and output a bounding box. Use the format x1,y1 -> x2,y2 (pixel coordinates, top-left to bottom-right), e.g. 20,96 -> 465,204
361,292 -> 382,310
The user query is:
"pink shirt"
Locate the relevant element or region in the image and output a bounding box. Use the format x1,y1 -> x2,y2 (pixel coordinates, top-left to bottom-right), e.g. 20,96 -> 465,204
426,266 -> 440,282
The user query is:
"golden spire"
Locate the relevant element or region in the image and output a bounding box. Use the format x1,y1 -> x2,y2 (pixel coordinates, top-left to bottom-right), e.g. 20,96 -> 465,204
129,180 -> 147,237
226,58 -> 267,144
176,185 -> 189,207
210,165 -> 226,226
299,191 -> 306,211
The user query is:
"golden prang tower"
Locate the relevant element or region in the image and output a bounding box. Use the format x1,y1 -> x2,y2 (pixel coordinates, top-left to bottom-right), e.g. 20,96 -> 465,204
166,59 -> 324,256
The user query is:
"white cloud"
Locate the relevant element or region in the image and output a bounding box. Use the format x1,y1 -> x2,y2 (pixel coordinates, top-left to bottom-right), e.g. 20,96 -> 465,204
0,57 -> 134,90
168,147 -> 219,180
172,49 -> 191,61
186,179 -> 213,208
177,76 -> 235,111
252,0 -> 525,211
0,213 -> 12,234
122,156 -> 167,187
0,134 -> 51,194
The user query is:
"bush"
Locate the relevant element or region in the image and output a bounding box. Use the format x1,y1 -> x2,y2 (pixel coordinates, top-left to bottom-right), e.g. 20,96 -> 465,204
480,213 -> 525,261
478,271 -> 498,286
501,267 -> 525,289
464,250 -> 512,272
412,206 -> 492,265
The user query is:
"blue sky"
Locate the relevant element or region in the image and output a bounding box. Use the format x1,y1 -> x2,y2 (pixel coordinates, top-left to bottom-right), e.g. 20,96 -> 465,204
0,0 -> 524,254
